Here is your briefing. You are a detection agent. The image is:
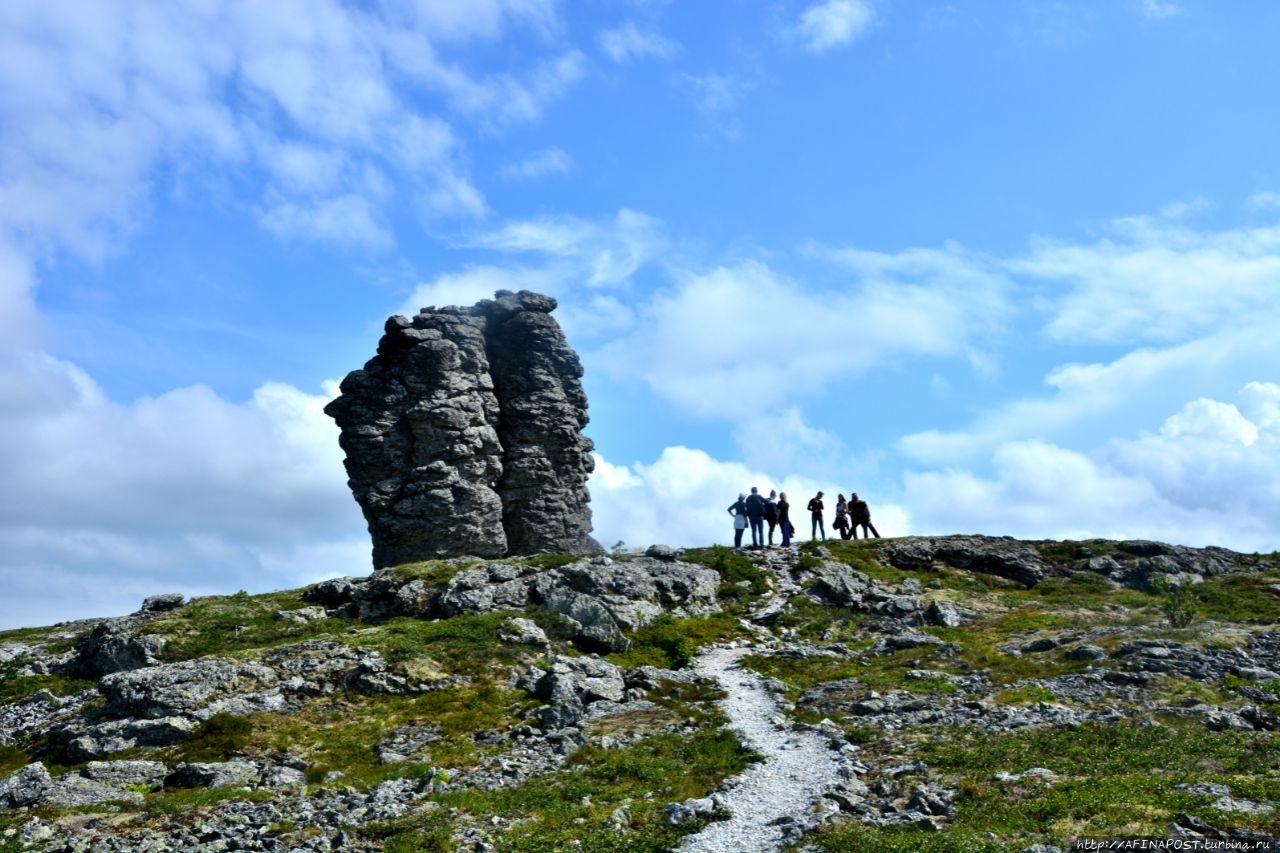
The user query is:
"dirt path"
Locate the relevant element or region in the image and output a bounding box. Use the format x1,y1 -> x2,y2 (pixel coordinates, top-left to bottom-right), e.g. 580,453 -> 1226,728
675,552 -> 843,852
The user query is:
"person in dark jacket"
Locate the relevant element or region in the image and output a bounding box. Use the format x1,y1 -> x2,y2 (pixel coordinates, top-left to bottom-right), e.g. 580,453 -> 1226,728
728,493 -> 749,548
777,492 -> 792,547
850,492 -> 880,539
765,490 -> 780,545
744,486 -> 768,548
807,491 -> 825,540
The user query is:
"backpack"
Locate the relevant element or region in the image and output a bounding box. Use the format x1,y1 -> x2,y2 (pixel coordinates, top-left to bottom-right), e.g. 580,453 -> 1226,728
764,500 -> 778,523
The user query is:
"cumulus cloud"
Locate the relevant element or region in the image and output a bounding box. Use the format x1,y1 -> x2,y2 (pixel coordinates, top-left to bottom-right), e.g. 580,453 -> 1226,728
0,352 -> 365,628
903,384 -> 1280,552
595,250 -> 1009,417
589,446 -> 905,550
597,21 -> 680,63
0,0 -> 578,264
790,0 -> 876,54
1019,216 -> 1280,346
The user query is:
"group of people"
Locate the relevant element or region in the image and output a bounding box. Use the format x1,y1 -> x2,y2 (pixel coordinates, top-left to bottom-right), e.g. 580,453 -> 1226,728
727,487 -> 880,549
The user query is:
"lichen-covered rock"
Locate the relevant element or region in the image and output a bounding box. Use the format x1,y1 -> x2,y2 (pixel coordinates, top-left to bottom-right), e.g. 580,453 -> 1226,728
325,290 -> 603,566
0,762 -> 52,808
72,617 -> 167,677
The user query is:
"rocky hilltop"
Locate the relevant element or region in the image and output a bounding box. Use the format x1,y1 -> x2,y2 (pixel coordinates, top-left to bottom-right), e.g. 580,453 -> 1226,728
324,290 -> 602,567
2,536 -> 1279,851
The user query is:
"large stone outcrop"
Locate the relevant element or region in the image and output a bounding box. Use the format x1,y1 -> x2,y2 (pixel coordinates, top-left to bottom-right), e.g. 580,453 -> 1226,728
325,290 -> 602,567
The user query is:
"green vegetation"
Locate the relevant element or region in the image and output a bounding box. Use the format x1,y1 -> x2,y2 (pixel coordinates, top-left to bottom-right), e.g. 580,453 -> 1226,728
1193,571 -> 1280,623
0,655 -> 95,704
914,721 -> 1280,840
609,613 -> 747,670
346,611 -> 535,676
147,589 -> 347,661
684,545 -> 771,606
362,727 -> 757,851
1149,576 -> 1201,628
174,712 -> 253,762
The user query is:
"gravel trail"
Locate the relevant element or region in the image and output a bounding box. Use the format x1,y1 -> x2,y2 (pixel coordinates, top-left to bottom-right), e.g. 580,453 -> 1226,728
675,642 -> 842,852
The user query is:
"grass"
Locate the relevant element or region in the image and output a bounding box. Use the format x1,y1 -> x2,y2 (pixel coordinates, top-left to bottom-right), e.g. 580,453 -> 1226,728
254,684 -> 530,787
345,611 -> 538,677
147,589 -> 348,661
683,545 -> 771,608
362,726 -> 758,851
912,720 -> 1280,840
1193,571 -> 1280,623
608,613 -> 748,670
0,655 -> 96,704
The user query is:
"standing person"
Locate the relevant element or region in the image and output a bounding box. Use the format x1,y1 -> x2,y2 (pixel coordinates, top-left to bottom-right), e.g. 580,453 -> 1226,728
833,494 -> 852,540
744,486 -> 768,548
765,490 -> 780,546
727,493 -> 749,549
778,492 -> 792,547
851,492 -> 881,539
807,491 -> 826,541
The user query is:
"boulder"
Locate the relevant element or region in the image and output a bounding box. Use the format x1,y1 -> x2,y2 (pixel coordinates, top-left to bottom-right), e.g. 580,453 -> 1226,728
0,762 -> 52,808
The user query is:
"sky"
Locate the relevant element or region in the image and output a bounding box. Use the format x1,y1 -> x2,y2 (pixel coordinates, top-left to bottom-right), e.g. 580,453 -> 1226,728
2,0 -> 1278,629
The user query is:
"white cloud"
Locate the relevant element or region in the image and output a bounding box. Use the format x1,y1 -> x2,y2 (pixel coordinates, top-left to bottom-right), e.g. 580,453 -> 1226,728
731,407 -> 846,480
499,147 -> 572,181
0,352 -> 366,628
396,264 -> 564,319
1017,217 -> 1280,346
596,250 -> 1009,417
393,0 -> 560,43
900,320 -> 1280,464
0,0 -> 576,269
597,21 -> 680,63
1139,0 -> 1183,21
791,0 -> 876,54
1247,191 -> 1280,211
259,193 -> 394,248
473,208 -> 669,286
590,446 -> 904,550
902,384 -> 1280,552
0,242 -> 44,354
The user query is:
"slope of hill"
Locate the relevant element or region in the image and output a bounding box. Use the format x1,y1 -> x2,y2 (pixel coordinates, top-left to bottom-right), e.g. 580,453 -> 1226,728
1,536 -> 1278,852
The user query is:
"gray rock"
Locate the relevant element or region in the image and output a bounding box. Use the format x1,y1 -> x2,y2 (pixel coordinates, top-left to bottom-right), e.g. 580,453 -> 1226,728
1066,644 -> 1107,661
644,544 -> 681,561
324,290 -> 603,565
100,657 -> 282,720
165,760 -> 261,790
41,774 -> 145,808
73,618 -> 168,677
276,606 -> 328,624
520,655 -> 626,729
498,617 -> 549,646
81,760 -> 168,789
140,593 -> 185,612
809,561 -> 872,607
924,600 -> 970,628
0,762 -> 52,808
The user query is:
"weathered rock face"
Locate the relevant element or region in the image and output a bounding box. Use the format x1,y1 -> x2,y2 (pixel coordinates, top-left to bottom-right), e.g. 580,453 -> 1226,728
325,290 -> 602,566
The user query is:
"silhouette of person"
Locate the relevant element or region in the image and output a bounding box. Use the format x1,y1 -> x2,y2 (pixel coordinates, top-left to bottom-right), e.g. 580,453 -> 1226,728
807,491 -> 825,540
778,492 -> 792,547
851,492 -> 880,539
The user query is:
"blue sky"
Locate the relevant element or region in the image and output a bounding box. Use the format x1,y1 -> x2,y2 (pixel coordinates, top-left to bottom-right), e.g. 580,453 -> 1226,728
2,0 -> 1279,628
